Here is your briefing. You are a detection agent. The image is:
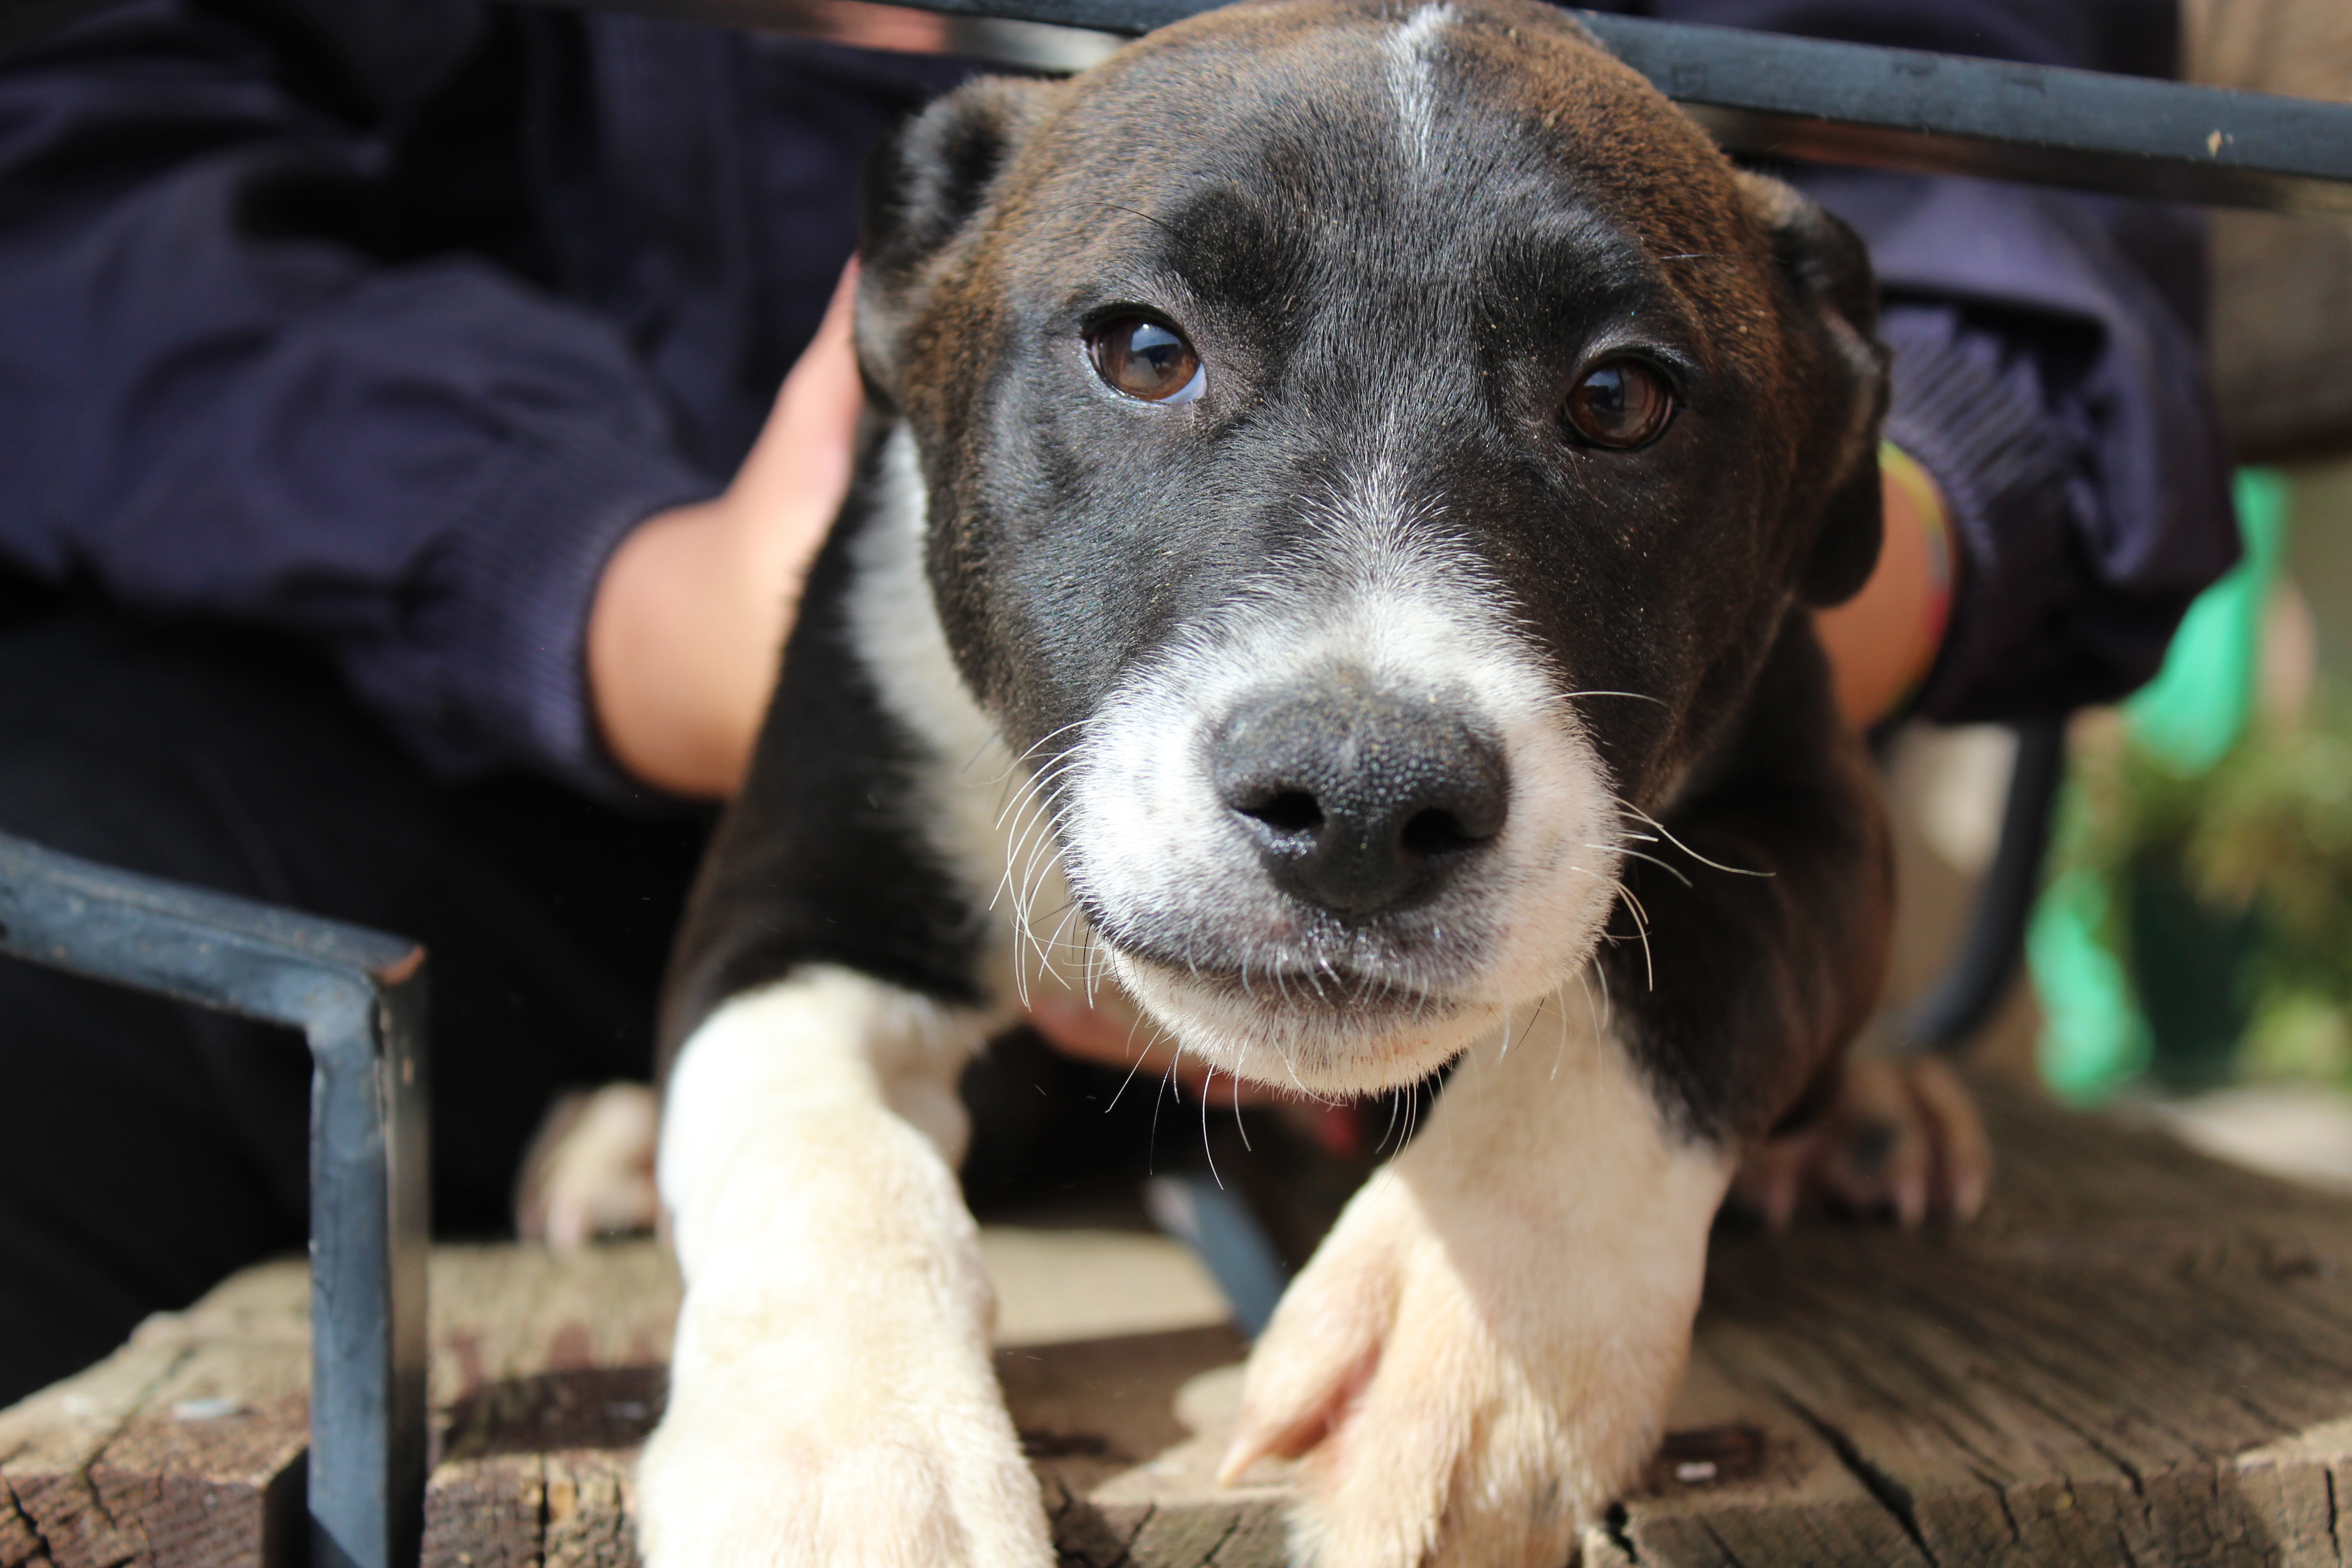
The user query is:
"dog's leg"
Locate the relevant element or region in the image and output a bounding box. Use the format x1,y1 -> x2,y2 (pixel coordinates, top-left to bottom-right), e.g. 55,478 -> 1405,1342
630,413 -> 1051,1567
635,965 -> 1049,1568
1223,994 -> 1731,1568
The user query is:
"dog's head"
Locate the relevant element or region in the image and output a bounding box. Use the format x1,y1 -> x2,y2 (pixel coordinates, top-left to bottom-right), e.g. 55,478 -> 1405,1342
858,0 -> 1886,1096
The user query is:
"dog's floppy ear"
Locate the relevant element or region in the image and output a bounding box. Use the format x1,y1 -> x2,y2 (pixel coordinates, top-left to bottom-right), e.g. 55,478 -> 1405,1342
858,76 -> 1051,391
1735,171 -> 1891,609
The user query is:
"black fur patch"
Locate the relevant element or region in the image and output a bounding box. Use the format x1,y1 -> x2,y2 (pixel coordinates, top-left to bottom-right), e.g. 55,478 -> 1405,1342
660,414 -> 990,1062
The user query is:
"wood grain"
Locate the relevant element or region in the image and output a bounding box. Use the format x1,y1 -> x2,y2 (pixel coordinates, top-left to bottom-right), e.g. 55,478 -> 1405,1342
0,1261 -> 310,1568
15,1087 -> 2352,1566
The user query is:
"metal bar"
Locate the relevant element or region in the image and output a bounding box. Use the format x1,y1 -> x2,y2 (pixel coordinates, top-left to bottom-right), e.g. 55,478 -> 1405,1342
8,0 -> 2351,208
519,0 -> 2352,214
1583,15 -> 2352,217
1902,719 -> 2068,1053
0,829 -> 429,1568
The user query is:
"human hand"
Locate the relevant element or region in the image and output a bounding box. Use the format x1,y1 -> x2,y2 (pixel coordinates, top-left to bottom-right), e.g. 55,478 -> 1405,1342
588,264 -> 863,798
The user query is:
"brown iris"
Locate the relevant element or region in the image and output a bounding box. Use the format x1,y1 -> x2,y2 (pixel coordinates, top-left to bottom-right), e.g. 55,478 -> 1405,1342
1563,359 -> 1674,449
1088,315 -> 1203,403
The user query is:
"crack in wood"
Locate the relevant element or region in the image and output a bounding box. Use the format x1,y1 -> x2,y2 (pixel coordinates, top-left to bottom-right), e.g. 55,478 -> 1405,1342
1111,1504 -> 1157,1568
0,1480 -> 58,1568
1097,1507 -> 1151,1568
1777,1392 -> 1941,1568
2,1340 -> 194,1568
1193,1510 -> 1246,1566
1966,1465 -> 2025,1549
1696,1516 -> 1753,1568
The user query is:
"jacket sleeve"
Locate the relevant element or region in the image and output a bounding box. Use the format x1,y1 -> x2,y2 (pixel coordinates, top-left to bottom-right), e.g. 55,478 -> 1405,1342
1845,177 -> 2239,719
0,0 -> 722,797
1646,0 -> 2241,720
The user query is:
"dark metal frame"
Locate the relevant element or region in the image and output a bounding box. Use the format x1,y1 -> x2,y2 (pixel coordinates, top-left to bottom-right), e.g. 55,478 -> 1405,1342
0,0 -> 2347,1560
527,0 -> 2352,215
0,832 -> 429,1568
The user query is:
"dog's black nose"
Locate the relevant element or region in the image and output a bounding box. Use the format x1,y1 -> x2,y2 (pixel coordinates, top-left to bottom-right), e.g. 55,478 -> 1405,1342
1213,686 -> 1507,917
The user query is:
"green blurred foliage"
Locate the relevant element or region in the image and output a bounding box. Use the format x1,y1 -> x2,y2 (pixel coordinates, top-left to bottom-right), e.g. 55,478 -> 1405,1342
2066,710 -> 2352,1088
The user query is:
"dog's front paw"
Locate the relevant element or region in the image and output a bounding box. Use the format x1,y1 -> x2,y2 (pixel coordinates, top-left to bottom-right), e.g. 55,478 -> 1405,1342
1732,1054 -> 1991,1229
515,1083 -> 661,1249
636,1334 -> 1052,1568
1220,1166 -> 1699,1568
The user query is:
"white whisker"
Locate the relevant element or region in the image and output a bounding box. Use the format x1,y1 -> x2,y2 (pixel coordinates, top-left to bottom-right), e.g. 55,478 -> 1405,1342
1616,799 -> 1773,877
1597,844 -> 1694,889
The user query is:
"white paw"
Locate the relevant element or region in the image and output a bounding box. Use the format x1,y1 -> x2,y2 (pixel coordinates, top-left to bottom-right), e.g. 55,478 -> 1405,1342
1219,1177 -> 1667,1566
637,1295 -> 1052,1568
514,1083 -> 661,1249
1217,1020 -> 1730,1568
640,974 -> 1045,1567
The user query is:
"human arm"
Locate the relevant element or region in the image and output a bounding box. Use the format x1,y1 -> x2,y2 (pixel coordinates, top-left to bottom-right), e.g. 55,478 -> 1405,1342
587,267 -> 859,798
0,0 -> 728,799
1817,447 -> 1956,730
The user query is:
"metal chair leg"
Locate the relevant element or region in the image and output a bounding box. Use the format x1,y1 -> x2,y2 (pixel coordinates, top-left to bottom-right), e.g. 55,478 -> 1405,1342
0,830 -> 429,1568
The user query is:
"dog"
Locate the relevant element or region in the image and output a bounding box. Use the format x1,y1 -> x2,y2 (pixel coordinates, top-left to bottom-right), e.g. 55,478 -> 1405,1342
625,1 -> 1958,1559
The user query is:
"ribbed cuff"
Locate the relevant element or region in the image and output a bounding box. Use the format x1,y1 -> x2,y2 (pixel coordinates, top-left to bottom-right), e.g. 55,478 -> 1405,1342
436,432 -> 721,804
1877,304 -> 2088,724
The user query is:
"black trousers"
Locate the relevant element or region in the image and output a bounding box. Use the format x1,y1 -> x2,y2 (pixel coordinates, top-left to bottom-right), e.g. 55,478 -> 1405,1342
0,603 -> 710,1404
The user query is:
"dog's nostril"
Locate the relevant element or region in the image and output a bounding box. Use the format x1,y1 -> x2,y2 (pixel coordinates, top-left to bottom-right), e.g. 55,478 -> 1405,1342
1241,789 -> 1324,836
1400,806 -> 1482,859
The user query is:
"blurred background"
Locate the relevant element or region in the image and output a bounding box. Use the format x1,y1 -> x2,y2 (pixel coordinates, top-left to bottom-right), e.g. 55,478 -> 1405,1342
1884,0 -> 2352,1185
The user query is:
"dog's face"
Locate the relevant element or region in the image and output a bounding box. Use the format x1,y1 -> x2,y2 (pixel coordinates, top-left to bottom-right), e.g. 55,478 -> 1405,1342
858,0 -> 1885,1095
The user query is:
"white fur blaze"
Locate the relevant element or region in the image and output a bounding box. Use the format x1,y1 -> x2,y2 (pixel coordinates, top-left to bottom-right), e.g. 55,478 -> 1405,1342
640,970 -> 1052,1568
1224,984 -> 1732,1567
1384,3 -> 1456,168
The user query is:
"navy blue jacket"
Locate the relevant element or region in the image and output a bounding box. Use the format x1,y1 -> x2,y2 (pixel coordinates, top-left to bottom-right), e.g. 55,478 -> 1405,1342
0,0 -> 2233,796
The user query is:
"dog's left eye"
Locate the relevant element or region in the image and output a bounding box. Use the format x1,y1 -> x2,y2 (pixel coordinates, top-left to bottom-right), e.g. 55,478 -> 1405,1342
1088,316 -> 1204,404
1563,359 -> 1675,450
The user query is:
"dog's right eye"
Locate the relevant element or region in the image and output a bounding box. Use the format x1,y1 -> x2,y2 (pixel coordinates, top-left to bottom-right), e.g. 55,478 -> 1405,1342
1088,316 -> 1203,404
1563,359 -> 1675,450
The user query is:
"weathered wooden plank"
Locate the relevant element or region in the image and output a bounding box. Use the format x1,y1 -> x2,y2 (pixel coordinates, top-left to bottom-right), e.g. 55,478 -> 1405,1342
0,1261 -> 309,1568
1612,1092 -> 2352,1568
421,1243 -> 679,1568
1,1337 -> 186,1568
21,1086 -> 2352,1567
